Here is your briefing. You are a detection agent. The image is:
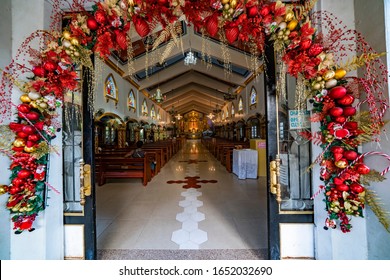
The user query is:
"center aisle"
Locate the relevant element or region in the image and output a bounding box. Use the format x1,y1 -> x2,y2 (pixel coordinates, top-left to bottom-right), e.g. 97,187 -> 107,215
97,139 -> 268,259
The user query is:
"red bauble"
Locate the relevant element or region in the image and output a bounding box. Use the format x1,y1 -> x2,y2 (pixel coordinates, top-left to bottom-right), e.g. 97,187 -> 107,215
17,104 -> 31,114
26,140 -> 35,148
333,177 -> 344,185
331,146 -> 344,154
337,94 -> 355,106
32,66 -> 46,77
300,38 -> 312,50
247,6 -> 259,18
22,125 -> 35,135
17,132 -> 29,138
355,163 -> 370,175
350,182 -> 365,193
18,169 -> 32,179
43,61 -> 57,72
9,186 -> 20,195
334,116 -> 346,124
329,107 -> 344,117
87,17 -> 98,30
12,177 -> 24,187
133,16 -> 150,37
336,183 -> 349,192
343,150 -> 358,161
206,15 -> 218,37
308,43 -> 323,57
10,122 -> 24,132
225,26 -> 239,44
343,106 -> 356,117
334,128 -> 350,139
25,111 -> 40,121
28,134 -> 40,142
328,86 -> 347,99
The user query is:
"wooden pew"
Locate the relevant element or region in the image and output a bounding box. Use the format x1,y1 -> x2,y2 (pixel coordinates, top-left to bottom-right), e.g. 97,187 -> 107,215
96,155 -> 153,186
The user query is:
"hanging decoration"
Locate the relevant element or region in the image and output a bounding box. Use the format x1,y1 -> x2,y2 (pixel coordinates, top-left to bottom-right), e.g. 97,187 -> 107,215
0,0 -> 389,234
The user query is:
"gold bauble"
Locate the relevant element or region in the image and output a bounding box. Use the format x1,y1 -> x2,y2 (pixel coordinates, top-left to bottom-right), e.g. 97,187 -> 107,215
334,68 -> 347,79
20,94 -> 31,103
224,3 -> 230,10
230,0 -> 237,8
13,138 -> 26,148
287,20 -> 298,31
221,0 -> 229,4
0,185 -> 7,195
30,101 -> 38,108
323,70 -> 335,81
63,31 -> 71,40
285,11 -> 295,22
335,160 -> 348,169
70,38 -> 79,46
24,146 -> 36,153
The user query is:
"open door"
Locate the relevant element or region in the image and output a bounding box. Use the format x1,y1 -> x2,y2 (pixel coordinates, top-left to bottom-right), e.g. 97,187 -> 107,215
63,66 -> 96,260
265,42 -> 314,260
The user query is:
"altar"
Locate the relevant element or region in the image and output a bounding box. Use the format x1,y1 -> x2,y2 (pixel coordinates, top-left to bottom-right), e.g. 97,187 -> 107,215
232,149 -> 258,179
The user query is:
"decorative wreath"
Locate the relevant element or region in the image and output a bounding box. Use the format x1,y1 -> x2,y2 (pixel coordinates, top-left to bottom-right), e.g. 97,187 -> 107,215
0,0 -> 388,234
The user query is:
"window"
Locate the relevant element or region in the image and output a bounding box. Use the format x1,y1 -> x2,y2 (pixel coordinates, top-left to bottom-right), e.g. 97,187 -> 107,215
142,99 -> 148,116
151,105 -> 156,119
249,86 -> 257,109
128,89 -> 136,111
238,96 -> 243,113
104,73 -> 118,105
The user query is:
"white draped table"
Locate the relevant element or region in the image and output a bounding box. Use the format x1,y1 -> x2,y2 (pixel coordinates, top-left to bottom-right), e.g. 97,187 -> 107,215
232,149 -> 258,179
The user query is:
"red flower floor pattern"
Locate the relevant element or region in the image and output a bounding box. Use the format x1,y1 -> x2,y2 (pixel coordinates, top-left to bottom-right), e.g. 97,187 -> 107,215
166,176 -> 217,189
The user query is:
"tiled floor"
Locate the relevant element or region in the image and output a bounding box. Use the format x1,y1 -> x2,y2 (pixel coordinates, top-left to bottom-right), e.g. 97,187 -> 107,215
96,139 -> 268,259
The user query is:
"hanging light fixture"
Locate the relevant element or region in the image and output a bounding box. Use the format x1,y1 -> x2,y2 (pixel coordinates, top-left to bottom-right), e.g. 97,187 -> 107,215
150,67 -> 164,104
184,26 -> 197,66
175,112 -> 183,120
207,99 -> 214,119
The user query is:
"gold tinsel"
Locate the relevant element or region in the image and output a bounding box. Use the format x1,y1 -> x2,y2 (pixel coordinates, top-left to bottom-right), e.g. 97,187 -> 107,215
31,141 -> 51,159
338,52 -> 386,72
365,188 -> 390,233
126,34 -> 135,76
0,125 -> 14,153
360,170 -> 386,186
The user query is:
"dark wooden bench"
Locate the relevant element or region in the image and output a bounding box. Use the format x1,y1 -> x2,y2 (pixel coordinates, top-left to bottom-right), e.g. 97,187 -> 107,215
96,155 -> 153,186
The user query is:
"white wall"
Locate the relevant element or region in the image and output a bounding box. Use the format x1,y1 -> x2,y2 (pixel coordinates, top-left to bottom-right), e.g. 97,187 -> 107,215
355,0 -> 390,260
94,60 -> 169,124
0,0 -> 65,260
0,0 -> 12,260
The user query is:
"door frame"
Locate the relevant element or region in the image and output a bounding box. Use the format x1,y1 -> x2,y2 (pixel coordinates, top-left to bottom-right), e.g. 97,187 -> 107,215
264,39 -> 314,260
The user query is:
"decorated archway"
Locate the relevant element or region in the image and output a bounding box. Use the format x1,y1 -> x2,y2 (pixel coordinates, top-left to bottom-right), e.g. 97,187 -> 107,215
0,0 -> 389,236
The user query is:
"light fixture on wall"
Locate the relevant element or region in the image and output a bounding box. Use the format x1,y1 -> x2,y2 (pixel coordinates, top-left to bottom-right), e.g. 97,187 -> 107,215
175,112 -> 183,120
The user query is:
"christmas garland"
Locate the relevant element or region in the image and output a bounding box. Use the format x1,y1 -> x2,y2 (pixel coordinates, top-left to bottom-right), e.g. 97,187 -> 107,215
0,0 -> 388,233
